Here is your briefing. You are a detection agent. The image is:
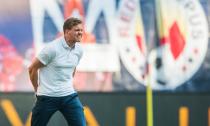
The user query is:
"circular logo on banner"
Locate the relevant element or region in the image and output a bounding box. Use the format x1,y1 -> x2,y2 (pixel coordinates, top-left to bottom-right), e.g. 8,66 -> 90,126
116,0 -> 209,89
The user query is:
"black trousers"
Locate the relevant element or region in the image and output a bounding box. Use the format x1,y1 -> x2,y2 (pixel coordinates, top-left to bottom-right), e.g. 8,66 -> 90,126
31,93 -> 86,126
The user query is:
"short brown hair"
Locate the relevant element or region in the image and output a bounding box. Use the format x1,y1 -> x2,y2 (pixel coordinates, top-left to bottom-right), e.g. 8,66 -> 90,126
63,17 -> 82,32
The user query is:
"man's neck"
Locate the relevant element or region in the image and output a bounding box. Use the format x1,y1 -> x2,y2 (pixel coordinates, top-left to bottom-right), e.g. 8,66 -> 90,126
64,36 -> 75,48
67,41 -> 75,48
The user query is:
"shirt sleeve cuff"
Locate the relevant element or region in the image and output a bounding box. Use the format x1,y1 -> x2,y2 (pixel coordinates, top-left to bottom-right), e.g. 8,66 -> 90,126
37,56 -> 47,65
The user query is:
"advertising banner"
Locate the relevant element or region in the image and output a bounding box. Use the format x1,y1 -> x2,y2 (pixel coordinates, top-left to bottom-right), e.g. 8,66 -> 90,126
0,0 -> 209,92
0,93 -> 210,126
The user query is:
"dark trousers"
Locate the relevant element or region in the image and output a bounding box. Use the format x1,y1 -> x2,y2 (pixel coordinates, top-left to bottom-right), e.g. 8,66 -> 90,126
31,93 -> 86,126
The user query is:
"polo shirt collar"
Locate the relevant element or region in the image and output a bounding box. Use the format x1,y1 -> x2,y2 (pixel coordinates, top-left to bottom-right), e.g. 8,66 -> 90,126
62,37 -> 75,49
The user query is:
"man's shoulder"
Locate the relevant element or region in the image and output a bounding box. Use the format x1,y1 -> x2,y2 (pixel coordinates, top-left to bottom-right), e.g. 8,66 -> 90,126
75,43 -> 83,57
46,37 -> 62,48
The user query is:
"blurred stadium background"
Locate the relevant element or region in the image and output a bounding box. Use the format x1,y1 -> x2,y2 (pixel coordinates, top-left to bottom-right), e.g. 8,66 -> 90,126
0,0 -> 210,126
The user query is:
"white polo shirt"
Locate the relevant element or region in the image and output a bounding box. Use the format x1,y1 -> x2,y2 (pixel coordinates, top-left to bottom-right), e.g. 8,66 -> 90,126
36,37 -> 83,97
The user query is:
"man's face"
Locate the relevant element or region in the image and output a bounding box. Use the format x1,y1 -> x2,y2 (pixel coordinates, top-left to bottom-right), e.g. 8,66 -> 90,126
66,24 -> 83,42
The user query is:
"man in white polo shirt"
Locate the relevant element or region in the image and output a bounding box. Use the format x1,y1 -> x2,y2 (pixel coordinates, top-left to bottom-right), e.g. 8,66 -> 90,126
29,17 -> 86,126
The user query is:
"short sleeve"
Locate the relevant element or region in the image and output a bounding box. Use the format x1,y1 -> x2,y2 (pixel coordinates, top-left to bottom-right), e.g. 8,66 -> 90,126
37,44 -> 56,65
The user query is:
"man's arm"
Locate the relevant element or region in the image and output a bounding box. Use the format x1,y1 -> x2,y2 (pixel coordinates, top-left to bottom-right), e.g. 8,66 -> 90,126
73,67 -> 76,77
28,58 -> 45,92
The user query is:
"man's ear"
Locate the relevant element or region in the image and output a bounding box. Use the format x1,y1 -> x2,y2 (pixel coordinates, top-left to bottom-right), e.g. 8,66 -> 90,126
64,29 -> 69,33
66,29 -> 71,34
